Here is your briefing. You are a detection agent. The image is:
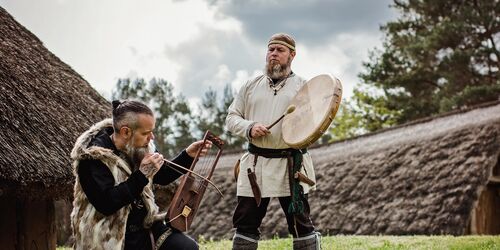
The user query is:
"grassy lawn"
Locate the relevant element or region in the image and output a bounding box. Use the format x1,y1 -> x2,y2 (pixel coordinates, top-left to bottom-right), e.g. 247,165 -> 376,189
58,235 -> 500,249
197,235 -> 500,250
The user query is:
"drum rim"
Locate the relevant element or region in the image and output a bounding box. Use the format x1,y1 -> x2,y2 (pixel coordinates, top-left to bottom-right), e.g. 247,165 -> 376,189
282,74 -> 342,149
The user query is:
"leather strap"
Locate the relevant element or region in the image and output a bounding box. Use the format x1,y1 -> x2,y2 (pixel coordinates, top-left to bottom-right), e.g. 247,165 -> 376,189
248,143 -> 306,158
154,227 -> 173,250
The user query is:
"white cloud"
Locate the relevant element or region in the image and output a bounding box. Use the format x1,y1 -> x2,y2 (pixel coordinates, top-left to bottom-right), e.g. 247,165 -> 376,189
1,0 -> 242,99
291,31 -> 383,99
213,64 -> 232,85
230,70 -> 260,91
0,0 -> 395,102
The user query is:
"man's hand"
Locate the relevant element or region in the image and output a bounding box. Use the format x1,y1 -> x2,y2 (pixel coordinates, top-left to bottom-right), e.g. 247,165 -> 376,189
250,123 -> 270,138
139,153 -> 164,178
186,140 -> 212,158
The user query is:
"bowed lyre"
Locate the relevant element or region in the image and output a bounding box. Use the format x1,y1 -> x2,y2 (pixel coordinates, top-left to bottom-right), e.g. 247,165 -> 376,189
165,130 -> 224,232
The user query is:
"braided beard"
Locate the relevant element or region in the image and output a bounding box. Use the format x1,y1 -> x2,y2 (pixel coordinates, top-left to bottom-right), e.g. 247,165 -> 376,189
265,56 -> 292,80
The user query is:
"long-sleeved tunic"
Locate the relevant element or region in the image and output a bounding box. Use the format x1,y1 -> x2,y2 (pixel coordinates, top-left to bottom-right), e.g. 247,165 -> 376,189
226,74 -> 316,197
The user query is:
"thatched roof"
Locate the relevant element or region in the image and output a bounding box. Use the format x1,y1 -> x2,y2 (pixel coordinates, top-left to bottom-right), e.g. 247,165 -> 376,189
0,7 -> 110,199
192,102 -> 500,239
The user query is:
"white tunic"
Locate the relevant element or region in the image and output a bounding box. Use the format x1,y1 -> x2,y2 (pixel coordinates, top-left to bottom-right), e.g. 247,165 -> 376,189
226,74 -> 316,197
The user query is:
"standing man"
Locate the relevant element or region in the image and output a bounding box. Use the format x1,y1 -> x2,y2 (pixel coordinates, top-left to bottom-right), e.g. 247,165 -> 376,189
226,33 -> 320,250
71,100 -> 205,250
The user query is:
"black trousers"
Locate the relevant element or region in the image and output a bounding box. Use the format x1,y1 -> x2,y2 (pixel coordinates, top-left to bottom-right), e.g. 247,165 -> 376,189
233,195 -> 315,238
153,222 -> 198,250
125,222 -> 198,250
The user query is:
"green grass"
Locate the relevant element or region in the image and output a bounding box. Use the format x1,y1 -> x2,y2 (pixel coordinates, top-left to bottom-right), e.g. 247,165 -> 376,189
58,235 -> 500,250
197,235 -> 500,250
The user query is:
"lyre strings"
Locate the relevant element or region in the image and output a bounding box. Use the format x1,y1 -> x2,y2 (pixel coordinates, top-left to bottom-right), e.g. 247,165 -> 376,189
190,142 -> 219,191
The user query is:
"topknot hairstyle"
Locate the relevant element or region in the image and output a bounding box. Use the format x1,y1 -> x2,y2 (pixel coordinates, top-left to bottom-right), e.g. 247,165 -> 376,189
111,100 -> 153,132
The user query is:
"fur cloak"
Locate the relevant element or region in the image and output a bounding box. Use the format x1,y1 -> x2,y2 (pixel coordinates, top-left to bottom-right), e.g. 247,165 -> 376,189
70,119 -> 163,250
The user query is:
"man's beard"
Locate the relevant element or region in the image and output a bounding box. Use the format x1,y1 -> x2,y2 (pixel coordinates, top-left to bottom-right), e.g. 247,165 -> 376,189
124,136 -> 152,170
265,56 -> 292,80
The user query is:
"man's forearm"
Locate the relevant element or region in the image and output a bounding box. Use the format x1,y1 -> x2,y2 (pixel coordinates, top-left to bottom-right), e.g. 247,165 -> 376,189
153,150 -> 194,185
78,159 -> 148,216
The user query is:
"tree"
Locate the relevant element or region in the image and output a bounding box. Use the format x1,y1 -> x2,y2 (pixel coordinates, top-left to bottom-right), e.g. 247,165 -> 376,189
113,78 -> 148,101
328,99 -> 365,141
171,94 -> 196,153
196,84 -> 246,151
147,78 -> 177,155
358,0 -> 500,131
197,87 -> 223,136
220,84 -> 246,150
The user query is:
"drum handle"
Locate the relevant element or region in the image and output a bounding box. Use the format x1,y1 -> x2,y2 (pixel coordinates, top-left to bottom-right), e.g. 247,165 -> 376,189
266,105 -> 296,130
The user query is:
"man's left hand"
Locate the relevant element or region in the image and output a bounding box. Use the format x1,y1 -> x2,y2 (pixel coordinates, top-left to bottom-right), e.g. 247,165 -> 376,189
186,140 -> 212,158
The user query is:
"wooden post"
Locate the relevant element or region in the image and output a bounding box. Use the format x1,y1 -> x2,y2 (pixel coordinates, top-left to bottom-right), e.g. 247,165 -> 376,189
0,196 -> 56,250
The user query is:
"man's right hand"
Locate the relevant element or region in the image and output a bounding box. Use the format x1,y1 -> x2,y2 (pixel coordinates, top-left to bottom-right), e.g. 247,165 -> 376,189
139,153 -> 164,178
250,123 -> 271,138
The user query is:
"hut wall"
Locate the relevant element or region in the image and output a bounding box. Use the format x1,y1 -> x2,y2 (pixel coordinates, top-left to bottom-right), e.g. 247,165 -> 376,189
494,154 -> 500,176
0,196 -> 17,250
470,186 -> 500,234
0,196 -> 56,250
470,152 -> 500,235
55,200 -> 72,246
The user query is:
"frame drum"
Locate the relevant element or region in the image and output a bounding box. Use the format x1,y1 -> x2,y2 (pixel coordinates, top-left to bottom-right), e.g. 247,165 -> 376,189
282,74 -> 342,149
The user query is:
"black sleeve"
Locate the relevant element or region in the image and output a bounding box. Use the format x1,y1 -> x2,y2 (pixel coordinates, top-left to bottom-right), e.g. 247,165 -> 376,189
153,150 -> 194,185
77,159 -> 149,216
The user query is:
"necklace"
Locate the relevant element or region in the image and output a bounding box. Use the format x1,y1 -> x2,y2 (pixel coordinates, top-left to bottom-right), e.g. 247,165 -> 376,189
269,76 -> 289,96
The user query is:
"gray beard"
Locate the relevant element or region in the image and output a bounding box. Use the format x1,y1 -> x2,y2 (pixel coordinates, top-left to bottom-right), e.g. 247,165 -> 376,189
124,139 -> 151,171
265,59 -> 291,80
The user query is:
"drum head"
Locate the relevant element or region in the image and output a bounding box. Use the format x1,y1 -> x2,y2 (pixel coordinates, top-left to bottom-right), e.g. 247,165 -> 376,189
282,74 -> 342,149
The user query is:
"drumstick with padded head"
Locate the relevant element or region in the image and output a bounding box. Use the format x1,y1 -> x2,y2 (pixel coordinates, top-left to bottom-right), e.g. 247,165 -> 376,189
266,105 -> 296,130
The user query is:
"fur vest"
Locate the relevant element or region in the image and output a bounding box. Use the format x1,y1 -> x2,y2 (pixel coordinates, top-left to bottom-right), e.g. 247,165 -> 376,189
70,119 -> 164,250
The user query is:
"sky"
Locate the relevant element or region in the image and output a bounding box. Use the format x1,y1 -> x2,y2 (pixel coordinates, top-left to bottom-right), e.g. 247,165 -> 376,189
0,0 -> 398,105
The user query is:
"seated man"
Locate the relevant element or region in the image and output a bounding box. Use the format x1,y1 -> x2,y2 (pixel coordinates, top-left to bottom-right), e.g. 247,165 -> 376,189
71,100 -> 205,250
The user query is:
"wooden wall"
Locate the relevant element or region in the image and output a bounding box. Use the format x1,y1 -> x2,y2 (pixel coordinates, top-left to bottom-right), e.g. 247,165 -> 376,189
0,196 -> 56,250
470,157 -> 500,235
55,200 -> 72,246
470,186 -> 500,234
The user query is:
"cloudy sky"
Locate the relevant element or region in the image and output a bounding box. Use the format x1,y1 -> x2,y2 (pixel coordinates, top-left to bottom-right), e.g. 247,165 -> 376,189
1,0 -> 398,104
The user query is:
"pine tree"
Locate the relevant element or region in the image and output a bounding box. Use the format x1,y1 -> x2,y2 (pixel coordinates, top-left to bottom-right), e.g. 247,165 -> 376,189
220,84 -> 246,150
172,94 -> 196,153
196,84 -> 246,151
357,0 -> 500,130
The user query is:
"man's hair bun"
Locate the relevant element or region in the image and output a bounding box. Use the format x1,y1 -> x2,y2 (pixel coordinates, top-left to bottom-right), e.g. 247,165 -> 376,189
112,100 -> 121,110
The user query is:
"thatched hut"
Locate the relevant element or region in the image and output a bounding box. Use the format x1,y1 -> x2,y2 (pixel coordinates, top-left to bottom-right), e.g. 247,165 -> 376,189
192,101 -> 500,240
0,7 -> 110,249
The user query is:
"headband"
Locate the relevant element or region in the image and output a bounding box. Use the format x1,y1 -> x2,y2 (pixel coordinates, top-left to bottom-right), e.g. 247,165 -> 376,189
268,40 -> 295,51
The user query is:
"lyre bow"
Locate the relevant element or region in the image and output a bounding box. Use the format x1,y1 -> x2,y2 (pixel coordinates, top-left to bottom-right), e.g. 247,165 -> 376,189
165,130 -> 224,232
